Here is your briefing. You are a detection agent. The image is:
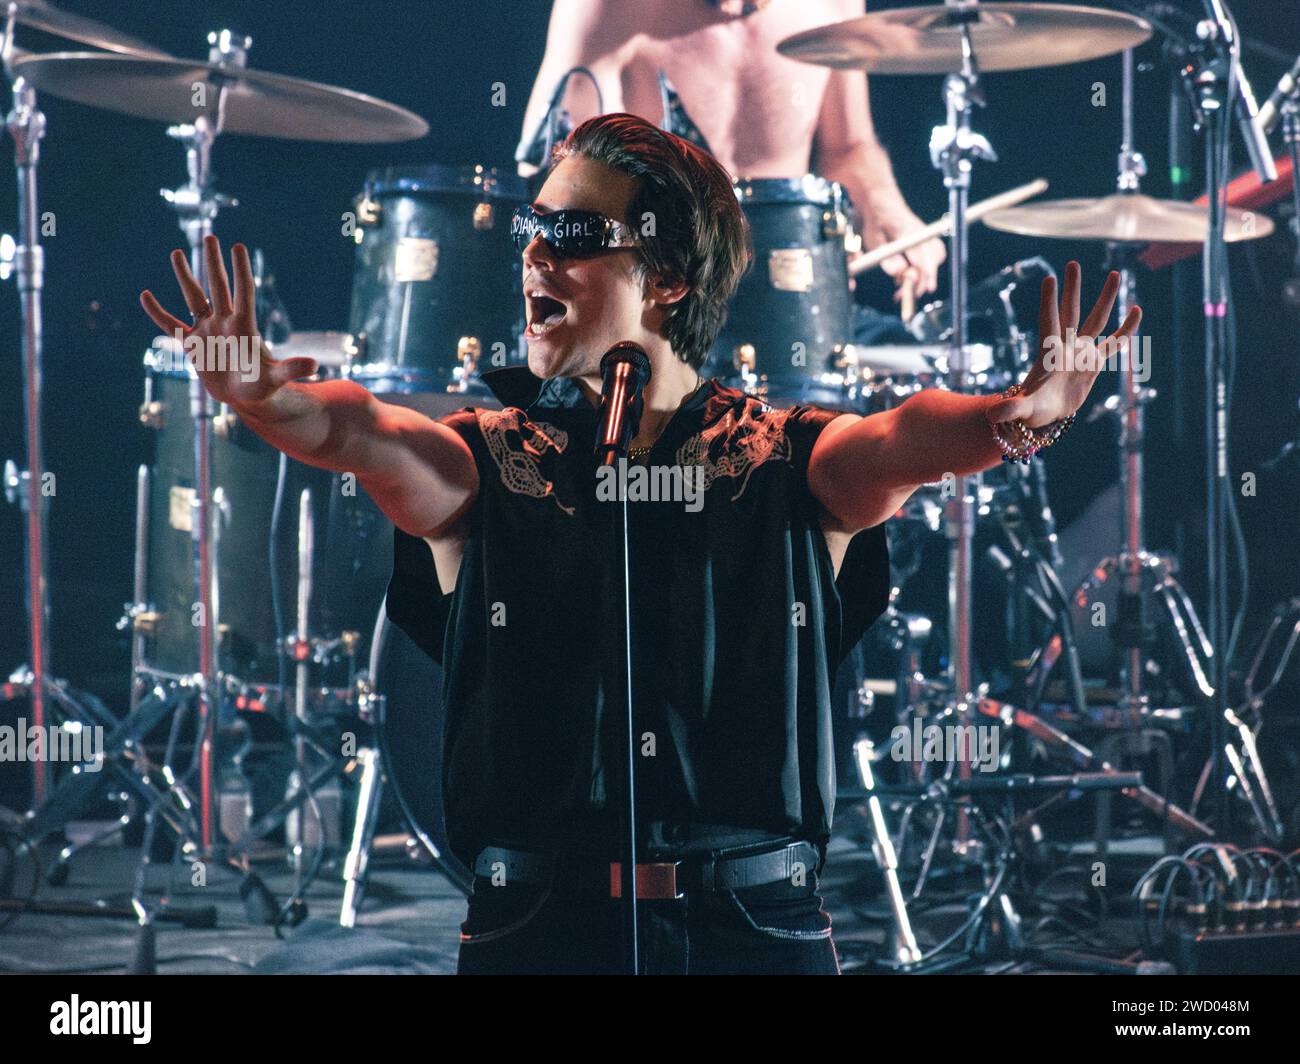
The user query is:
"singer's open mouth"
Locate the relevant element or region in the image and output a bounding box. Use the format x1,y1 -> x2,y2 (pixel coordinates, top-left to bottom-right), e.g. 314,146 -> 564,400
525,292 -> 568,337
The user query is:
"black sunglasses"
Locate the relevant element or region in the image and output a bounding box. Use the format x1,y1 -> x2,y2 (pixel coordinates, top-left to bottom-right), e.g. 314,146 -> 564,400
510,204 -> 639,257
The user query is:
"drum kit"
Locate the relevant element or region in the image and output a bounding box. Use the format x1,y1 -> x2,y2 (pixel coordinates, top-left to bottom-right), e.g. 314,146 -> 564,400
2,0 -> 1296,963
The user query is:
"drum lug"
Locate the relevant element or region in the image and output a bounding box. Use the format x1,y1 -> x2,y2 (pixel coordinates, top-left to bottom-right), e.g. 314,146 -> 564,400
343,331 -> 367,371
822,207 -> 848,240
451,336 -> 481,391
212,408 -> 239,440
733,343 -> 756,375
355,673 -> 383,725
2,459 -> 26,507
472,201 -> 495,231
354,194 -> 382,229
138,399 -> 165,429
131,610 -> 160,637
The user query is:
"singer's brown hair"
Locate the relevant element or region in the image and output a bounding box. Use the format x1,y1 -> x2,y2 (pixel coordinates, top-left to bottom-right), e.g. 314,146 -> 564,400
555,113 -> 752,371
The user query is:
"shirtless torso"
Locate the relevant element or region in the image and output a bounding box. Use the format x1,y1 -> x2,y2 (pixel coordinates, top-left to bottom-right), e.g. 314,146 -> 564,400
518,0 -> 946,295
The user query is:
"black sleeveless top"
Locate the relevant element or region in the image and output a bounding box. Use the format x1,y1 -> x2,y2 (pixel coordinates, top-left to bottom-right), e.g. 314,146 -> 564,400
386,367 -> 890,864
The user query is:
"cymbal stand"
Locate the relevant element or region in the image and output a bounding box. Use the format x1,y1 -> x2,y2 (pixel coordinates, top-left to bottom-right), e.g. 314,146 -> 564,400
927,2 -> 995,844
0,3 -> 52,805
157,30 -> 248,854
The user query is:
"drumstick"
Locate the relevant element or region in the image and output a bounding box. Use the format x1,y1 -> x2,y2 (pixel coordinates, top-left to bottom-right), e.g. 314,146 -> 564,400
898,276 -> 916,321
848,178 -> 1049,277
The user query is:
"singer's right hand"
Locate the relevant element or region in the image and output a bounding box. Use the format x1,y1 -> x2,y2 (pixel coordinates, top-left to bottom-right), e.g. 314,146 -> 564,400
140,234 -> 319,408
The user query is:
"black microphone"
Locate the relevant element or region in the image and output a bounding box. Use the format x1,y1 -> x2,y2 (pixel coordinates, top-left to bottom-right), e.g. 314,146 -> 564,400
594,342 -> 652,467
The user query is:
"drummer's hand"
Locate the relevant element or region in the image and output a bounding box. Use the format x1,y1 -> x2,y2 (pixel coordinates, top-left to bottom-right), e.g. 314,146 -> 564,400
863,202 -> 946,299
985,262 -> 1142,430
140,235 -> 318,408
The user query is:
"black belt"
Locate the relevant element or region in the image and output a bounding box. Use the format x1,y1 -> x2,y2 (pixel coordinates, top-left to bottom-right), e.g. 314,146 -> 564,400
472,840 -> 819,900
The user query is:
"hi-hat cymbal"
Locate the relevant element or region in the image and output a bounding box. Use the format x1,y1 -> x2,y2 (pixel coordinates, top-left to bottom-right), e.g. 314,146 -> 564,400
4,0 -> 167,57
8,52 -> 428,143
778,3 -> 1152,75
983,194 -> 1275,244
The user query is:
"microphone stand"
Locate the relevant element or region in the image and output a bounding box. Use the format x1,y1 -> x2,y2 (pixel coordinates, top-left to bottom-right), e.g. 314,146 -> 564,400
615,481 -> 638,973
595,347 -> 650,975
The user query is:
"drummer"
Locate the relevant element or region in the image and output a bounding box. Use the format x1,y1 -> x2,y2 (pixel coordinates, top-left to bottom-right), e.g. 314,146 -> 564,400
516,0 -> 945,340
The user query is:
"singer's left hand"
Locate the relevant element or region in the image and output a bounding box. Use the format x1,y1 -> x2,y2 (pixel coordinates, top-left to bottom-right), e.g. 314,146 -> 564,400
985,261 -> 1142,429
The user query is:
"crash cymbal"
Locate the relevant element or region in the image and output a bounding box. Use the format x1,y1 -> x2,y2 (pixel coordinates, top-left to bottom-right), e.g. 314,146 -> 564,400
8,52 -> 428,143
777,3 -> 1152,75
982,193 -> 1275,244
3,0 -> 167,57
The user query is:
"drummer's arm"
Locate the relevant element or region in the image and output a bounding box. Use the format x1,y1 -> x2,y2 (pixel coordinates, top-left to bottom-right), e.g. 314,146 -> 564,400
807,395 -> 1005,531
233,383 -> 479,539
812,54 -> 946,296
517,0 -> 628,178
811,65 -> 911,226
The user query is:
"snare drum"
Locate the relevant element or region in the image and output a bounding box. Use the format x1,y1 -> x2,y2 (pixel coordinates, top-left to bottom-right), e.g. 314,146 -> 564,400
706,176 -> 855,400
345,165 -> 527,394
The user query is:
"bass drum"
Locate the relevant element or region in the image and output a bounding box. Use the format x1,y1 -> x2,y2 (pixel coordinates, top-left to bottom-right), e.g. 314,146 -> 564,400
368,604 -> 472,893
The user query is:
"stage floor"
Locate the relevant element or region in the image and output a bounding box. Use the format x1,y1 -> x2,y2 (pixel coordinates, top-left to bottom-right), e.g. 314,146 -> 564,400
0,818 -> 1151,974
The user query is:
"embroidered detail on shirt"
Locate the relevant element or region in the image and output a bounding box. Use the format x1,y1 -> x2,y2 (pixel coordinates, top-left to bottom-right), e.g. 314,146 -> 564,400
475,409 -> 574,515
675,401 -> 792,501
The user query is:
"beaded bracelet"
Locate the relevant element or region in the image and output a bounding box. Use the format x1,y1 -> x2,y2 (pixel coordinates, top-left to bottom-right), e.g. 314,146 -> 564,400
986,383 -> 1075,464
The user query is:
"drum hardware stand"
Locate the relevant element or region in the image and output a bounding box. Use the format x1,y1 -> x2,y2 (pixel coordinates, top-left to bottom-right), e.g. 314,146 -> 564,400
0,9 -> 151,832
856,3 -> 1012,935
339,746 -> 382,927
336,609 -> 474,928
1083,50 -> 1186,718
988,462 -> 1088,720
153,28 -> 250,855
927,2 -> 995,848
846,771 -> 1142,972
850,738 -> 922,965
0,682 -> 228,943
287,489 -> 316,879
1187,597 -> 1298,842
0,6 -> 56,807
974,696 -> 1212,838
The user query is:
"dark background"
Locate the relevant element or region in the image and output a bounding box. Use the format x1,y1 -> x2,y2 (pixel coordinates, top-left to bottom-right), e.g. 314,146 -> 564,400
0,0 -> 1297,730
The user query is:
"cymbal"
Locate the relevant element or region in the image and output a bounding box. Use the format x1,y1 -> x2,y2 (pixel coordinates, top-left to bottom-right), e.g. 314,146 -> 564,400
982,194 -> 1275,244
4,0 -> 167,57
8,52 -> 429,143
777,3 -> 1152,75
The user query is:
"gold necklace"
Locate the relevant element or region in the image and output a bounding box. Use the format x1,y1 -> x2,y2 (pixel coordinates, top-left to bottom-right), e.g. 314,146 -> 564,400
629,377 -> 704,461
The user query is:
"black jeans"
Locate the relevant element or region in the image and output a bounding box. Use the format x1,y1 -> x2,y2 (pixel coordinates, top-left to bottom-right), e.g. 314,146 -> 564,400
455,869 -> 840,975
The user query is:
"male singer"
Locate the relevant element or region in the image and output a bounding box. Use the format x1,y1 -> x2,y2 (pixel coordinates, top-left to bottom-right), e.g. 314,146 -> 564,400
141,113 -> 1138,974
